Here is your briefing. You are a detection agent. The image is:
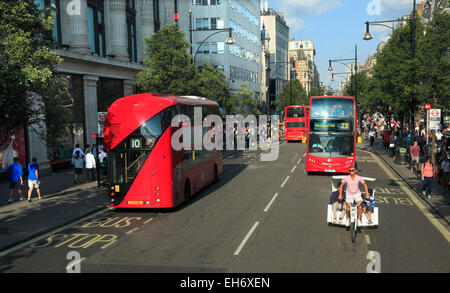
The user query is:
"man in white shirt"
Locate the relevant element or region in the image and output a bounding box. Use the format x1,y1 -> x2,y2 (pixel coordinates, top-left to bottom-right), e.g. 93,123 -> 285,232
85,149 -> 96,183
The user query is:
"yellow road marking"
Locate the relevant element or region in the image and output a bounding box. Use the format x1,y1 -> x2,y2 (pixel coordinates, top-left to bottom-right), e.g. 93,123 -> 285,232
365,234 -> 371,245
66,257 -> 86,270
361,149 -> 450,243
144,218 -> 154,224
126,228 -> 139,235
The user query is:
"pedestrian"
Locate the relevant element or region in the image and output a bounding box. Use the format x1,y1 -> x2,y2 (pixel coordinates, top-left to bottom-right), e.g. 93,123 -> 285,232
71,150 -> 84,184
421,156 -> 435,199
410,141 -> 421,173
439,155 -> 450,189
6,157 -> 24,203
72,144 -> 85,158
85,149 -> 96,183
27,157 -> 42,202
98,148 -> 107,179
369,129 -> 376,146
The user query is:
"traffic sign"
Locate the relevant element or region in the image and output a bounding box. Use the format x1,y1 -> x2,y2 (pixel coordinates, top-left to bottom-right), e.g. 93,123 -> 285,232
424,104 -> 431,110
429,109 -> 441,130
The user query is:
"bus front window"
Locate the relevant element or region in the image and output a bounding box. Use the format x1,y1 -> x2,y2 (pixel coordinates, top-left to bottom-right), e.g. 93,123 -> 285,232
308,134 -> 354,157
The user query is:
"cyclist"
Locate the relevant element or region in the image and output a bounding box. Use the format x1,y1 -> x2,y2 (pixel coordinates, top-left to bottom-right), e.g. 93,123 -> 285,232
338,166 -> 370,227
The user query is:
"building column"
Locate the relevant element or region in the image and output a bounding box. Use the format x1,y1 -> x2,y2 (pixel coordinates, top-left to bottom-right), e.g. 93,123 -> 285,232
83,75 -> 99,146
124,79 -> 136,97
62,0 -> 91,54
138,0 -> 155,63
109,0 -> 129,61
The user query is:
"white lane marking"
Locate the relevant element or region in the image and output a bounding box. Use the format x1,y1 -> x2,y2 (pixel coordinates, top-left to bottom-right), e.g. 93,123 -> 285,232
234,222 -> 259,256
264,193 -> 279,212
280,176 -> 290,188
290,165 -> 297,173
303,153 -> 306,157
297,157 -> 302,164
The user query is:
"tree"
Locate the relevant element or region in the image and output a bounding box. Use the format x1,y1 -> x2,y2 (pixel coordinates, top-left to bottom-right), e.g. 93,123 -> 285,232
309,84 -> 324,97
136,24 -> 197,95
370,15 -> 425,124
0,0 -> 67,146
416,12 -> 450,110
277,79 -> 308,111
233,83 -> 259,116
194,62 -> 234,114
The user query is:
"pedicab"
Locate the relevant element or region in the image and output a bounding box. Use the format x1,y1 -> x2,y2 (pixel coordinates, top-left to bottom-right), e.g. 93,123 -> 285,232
327,176 -> 379,242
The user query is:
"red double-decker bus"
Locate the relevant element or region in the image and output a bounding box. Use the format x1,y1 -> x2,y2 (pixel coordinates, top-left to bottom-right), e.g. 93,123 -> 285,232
306,96 -> 356,174
103,93 -> 223,208
284,105 -> 308,142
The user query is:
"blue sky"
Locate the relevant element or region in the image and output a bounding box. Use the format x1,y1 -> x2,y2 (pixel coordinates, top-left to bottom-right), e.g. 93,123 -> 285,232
266,0 -> 418,89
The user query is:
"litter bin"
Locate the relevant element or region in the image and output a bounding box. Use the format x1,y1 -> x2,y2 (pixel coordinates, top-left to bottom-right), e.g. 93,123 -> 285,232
395,147 -> 408,165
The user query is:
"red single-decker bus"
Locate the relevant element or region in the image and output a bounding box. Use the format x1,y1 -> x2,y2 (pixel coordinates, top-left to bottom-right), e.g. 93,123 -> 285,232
103,93 -> 223,208
306,96 -> 356,174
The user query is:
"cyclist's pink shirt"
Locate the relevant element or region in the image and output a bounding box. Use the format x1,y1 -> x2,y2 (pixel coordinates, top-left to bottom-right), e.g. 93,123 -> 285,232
342,175 -> 365,197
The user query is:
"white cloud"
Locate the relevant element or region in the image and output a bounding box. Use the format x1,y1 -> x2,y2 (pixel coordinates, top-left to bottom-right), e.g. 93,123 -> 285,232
275,0 -> 341,33
285,16 -> 305,33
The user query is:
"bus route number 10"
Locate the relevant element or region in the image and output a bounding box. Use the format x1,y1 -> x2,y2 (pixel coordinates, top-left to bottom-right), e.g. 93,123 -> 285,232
131,138 -> 142,149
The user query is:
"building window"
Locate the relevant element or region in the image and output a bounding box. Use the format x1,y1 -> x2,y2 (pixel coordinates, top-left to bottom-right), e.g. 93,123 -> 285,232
195,18 -> 209,30
87,0 -> 106,57
126,0 -> 137,62
34,0 -> 62,46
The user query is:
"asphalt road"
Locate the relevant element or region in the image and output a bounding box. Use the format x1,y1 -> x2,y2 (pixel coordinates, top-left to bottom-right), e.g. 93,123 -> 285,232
1,142 -> 449,273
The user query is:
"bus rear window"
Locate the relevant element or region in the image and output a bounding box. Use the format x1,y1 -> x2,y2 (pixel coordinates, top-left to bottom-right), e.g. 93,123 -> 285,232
286,107 -> 305,118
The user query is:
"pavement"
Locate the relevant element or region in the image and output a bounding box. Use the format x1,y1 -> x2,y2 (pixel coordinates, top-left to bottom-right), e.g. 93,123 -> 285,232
358,137 -> 450,226
0,141 -> 449,254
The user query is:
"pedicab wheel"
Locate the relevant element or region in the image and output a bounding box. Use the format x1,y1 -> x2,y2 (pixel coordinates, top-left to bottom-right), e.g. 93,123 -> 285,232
351,221 -> 356,243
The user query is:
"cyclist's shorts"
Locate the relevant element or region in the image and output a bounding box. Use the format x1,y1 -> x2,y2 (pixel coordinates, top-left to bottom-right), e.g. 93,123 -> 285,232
345,193 -> 363,204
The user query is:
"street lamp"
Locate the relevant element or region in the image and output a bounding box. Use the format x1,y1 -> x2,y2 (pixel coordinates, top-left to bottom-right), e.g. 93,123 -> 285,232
328,45 -> 358,103
189,10 -> 235,65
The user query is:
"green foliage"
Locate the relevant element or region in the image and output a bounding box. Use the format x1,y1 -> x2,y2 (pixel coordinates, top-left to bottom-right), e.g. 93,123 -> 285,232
277,79 -> 308,111
136,24 -> 235,114
0,0 -> 66,146
364,12 -> 449,121
309,84 -> 324,97
416,12 -> 450,109
194,62 -> 233,114
233,83 -> 259,116
136,24 -> 197,95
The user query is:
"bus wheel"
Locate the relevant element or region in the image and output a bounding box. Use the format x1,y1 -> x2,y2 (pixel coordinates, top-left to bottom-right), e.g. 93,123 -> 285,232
213,165 -> 219,184
184,181 -> 191,203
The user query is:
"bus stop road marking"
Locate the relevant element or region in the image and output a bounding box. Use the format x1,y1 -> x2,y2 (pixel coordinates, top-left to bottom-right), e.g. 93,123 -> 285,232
361,149 -> 450,243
